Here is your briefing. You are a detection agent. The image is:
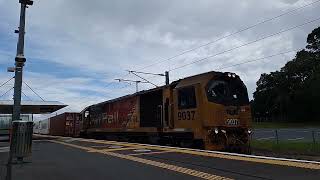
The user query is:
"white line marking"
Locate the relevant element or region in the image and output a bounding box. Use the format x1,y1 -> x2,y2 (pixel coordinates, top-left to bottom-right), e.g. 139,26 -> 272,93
133,149 -> 151,152
287,137 -> 304,141
257,137 -> 275,140
91,145 -> 110,148
109,145 -> 123,149
63,138 -> 77,142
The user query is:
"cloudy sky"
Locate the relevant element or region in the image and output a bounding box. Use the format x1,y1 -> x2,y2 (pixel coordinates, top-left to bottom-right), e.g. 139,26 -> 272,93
0,0 -> 319,118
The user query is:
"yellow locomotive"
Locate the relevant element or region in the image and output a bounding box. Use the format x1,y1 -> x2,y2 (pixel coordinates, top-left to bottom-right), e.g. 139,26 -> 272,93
80,71 -> 252,153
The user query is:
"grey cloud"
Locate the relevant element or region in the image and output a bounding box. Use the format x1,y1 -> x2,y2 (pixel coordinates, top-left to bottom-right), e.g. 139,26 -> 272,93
1,0 -> 319,112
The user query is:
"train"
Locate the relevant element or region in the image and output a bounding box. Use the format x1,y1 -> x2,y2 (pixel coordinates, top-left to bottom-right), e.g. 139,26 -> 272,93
79,71 -> 252,152
33,112 -> 80,137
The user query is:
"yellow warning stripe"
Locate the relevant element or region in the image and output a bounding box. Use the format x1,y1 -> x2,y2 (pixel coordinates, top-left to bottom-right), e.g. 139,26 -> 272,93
100,147 -> 139,152
128,150 -> 173,156
49,140 -> 232,180
77,138 -> 320,170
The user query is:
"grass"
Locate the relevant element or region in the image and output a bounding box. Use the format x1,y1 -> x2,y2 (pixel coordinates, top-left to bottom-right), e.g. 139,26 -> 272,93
252,121 -> 320,129
251,140 -> 320,154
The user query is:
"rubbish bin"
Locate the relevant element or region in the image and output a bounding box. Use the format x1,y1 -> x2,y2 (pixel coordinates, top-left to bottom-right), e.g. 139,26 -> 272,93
10,121 -> 33,159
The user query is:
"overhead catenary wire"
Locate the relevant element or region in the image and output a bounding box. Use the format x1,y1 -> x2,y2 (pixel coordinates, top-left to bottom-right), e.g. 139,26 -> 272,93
129,71 -> 158,87
217,49 -> 300,70
164,48 -> 302,83
44,1 -> 320,110
133,0 -> 320,71
77,0 -> 320,101
169,16 -> 320,72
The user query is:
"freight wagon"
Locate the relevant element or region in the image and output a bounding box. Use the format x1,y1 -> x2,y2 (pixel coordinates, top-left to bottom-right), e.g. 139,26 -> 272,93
80,71 -> 252,152
34,112 -> 80,137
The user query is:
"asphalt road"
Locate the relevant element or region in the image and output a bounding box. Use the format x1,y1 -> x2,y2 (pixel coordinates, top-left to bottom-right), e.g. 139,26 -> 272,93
1,137 -> 319,180
253,128 -> 320,141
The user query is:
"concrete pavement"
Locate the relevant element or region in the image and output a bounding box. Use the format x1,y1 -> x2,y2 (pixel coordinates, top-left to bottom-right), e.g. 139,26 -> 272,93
1,136 -> 319,180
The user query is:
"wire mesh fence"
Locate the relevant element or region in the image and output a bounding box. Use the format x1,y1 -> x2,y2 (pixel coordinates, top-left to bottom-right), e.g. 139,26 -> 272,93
251,129 -> 320,153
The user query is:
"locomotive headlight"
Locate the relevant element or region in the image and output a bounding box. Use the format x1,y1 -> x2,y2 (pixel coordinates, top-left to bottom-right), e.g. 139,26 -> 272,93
232,74 -> 236,78
228,73 -> 232,77
221,129 -> 226,134
248,129 -> 252,134
214,128 -> 219,134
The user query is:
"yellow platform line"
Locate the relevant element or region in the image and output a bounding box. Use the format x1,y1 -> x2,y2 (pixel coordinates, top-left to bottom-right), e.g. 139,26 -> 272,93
49,140 -> 232,180
102,147 -> 139,152
76,138 -> 320,170
128,150 -> 173,156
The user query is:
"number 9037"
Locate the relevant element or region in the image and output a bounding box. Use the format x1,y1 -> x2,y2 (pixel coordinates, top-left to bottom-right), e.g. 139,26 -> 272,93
178,111 -> 195,120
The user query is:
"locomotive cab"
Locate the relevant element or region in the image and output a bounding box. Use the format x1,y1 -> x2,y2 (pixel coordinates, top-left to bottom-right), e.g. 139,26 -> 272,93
173,72 -> 251,152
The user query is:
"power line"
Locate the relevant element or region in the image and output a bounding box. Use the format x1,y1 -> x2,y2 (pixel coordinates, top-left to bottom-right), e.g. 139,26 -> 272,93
129,71 -> 158,87
73,1 -> 320,104
42,1 -> 320,109
217,49 -> 299,70
169,16 -> 320,72
133,0 -> 320,71
166,49 -> 299,84
100,0 -> 320,88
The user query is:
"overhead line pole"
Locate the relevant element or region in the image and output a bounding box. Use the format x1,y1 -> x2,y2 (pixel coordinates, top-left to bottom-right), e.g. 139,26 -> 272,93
12,0 -> 33,129
6,1 -> 33,180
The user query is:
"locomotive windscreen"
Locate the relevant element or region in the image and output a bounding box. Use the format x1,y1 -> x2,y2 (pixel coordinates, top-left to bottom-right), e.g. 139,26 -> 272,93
206,74 -> 249,106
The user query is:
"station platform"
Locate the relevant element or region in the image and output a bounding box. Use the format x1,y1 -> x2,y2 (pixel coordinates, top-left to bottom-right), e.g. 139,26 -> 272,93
0,135 -> 319,180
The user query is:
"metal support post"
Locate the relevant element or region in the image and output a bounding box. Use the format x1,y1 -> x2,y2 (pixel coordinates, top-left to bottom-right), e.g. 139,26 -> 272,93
165,71 -> 169,85
6,1 -> 33,180
135,81 -> 138,92
312,131 -> 316,150
275,130 -> 279,145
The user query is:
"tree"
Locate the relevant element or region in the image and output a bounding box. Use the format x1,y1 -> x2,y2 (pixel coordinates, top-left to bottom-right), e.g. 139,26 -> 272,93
252,26 -> 320,122
306,26 -> 320,53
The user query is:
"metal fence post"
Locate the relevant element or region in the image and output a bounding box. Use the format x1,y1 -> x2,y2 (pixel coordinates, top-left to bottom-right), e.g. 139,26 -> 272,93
275,130 -> 279,145
312,131 -> 316,150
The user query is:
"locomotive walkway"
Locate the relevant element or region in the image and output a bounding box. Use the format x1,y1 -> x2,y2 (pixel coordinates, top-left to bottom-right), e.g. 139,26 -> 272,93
0,135 -> 320,180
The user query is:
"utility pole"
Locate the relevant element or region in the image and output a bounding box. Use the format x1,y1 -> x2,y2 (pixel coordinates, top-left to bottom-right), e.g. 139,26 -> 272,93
13,0 -> 33,126
6,1 -> 33,180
